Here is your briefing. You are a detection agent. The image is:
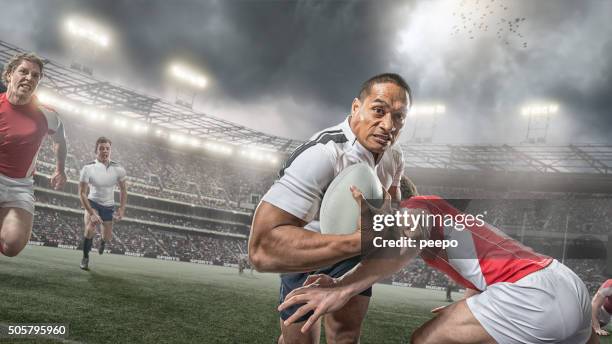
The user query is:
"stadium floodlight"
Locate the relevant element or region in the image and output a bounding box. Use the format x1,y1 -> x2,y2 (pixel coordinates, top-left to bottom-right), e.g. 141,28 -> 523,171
64,18 -> 110,48
409,103 -> 446,116
169,63 -> 208,89
132,123 -> 149,134
189,137 -> 201,147
521,103 -> 559,117
408,103 -> 445,143
521,102 -> 559,144
204,141 -> 233,155
169,133 -> 187,145
112,117 -> 128,129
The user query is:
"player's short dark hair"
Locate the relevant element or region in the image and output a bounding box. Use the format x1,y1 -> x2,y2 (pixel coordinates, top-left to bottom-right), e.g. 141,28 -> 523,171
1,53 -> 45,85
95,137 -> 112,152
400,176 -> 418,200
358,73 -> 412,104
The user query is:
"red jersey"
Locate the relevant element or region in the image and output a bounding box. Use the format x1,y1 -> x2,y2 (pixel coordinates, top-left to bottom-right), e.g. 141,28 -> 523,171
0,93 -> 63,178
400,195 -> 553,291
598,279 -> 612,314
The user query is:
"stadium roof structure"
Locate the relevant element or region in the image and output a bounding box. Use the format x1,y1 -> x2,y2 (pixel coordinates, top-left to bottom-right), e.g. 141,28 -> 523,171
0,40 -> 301,153
2,40 -> 612,177
400,143 -> 612,176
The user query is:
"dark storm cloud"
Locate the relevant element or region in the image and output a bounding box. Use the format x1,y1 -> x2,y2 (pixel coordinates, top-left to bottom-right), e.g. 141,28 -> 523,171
0,0 -> 610,143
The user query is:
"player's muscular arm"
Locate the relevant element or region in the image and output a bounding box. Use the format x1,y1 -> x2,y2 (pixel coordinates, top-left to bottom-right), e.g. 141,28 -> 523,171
248,201 -> 360,273
592,292 -> 606,332
50,125 -> 67,189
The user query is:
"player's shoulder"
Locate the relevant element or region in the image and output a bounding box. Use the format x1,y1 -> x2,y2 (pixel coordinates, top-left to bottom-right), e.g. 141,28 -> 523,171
290,123 -> 347,161
390,144 -> 404,160
109,160 -> 125,169
603,279 -> 612,289
80,161 -> 96,173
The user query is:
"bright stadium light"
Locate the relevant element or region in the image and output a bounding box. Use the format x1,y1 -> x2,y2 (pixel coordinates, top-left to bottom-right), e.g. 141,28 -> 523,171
521,103 -> 560,117
189,137 -> 201,147
132,123 -> 149,134
112,117 -> 128,129
64,17 -> 111,48
521,102 -> 560,144
409,103 -> 446,116
169,63 -> 208,89
169,133 -> 187,145
408,103 -> 445,143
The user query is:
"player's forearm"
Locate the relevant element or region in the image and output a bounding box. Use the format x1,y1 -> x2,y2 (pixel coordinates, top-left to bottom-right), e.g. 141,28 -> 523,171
119,189 -> 127,209
463,288 -> 481,299
336,229 -> 422,297
53,140 -> 67,173
250,226 -> 360,273
592,295 -> 604,330
337,247 -> 419,297
79,190 -> 94,214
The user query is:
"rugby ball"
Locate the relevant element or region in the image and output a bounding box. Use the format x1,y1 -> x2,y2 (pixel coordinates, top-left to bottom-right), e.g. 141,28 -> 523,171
320,163 -> 384,235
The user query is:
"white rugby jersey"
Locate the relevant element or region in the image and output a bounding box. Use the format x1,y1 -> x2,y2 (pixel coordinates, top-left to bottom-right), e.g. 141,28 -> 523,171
262,116 -> 404,233
79,160 -> 127,207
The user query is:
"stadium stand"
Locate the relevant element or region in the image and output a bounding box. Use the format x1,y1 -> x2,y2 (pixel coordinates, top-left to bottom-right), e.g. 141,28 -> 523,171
2,38 -> 606,294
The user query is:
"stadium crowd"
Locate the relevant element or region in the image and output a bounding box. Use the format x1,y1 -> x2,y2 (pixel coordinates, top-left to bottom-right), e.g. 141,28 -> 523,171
32,207 -> 246,265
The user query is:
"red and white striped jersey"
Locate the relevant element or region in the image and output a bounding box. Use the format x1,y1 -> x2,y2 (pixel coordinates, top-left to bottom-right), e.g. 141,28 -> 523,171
400,195 -> 553,291
0,93 -> 63,179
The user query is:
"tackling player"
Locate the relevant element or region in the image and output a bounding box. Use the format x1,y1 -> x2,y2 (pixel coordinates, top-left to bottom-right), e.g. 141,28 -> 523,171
0,53 -> 67,257
280,190 -> 599,344
592,279 -> 612,336
78,137 -> 127,270
249,73 -> 410,343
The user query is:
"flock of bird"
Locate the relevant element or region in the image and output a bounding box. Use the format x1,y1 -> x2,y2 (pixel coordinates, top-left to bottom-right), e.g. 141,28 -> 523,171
450,0 -> 528,48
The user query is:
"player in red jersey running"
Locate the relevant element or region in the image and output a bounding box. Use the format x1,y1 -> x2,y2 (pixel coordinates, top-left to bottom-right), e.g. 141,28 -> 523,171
0,53 -> 67,257
592,279 -> 612,336
280,189 -> 599,344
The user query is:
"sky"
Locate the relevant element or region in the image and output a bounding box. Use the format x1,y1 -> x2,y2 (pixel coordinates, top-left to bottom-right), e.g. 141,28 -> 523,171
1,0 -> 610,144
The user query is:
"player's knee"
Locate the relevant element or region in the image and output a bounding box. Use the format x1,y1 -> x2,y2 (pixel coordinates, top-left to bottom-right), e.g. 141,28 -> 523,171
410,326 -> 431,344
326,322 -> 362,344
326,330 -> 361,344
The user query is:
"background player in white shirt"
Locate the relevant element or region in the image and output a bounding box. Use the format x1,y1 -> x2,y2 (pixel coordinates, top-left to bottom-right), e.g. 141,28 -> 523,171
592,279 -> 612,336
78,137 -> 127,270
249,73 -> 411,343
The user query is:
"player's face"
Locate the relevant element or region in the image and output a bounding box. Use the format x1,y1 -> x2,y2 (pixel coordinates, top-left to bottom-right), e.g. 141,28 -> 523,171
96,143 -> 112,163
6,60 -> 42,103
351,82 -> 409,155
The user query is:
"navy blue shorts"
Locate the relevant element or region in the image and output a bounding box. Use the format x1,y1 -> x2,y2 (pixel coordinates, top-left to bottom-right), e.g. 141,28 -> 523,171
279,256 -> 371,322
89,200 -> 115,222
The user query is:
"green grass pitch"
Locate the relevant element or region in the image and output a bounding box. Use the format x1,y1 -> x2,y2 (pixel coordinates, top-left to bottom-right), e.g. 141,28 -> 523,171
1,246 -> 610,343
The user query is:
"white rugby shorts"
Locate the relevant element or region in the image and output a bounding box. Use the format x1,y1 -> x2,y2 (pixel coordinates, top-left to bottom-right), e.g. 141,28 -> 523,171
0,173 -> 35,215
466,260 -> 592,344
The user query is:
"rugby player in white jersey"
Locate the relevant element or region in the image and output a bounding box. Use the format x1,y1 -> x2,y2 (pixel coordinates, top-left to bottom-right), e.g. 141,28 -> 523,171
78,137 -> 127,270
0,53 -> 67,257
280,190 -> 600,344
249,73 -> 410,343
592,279 -> 612,336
